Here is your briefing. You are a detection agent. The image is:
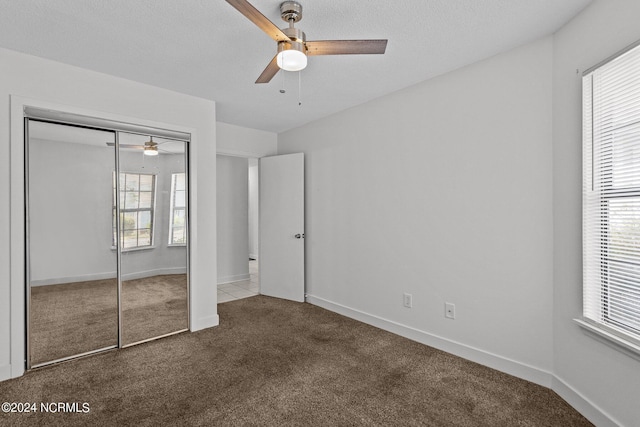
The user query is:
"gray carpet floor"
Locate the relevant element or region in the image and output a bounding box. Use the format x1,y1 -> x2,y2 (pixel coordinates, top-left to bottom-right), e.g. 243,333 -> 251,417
29,274 -> 187,365
2,295 -> 592,426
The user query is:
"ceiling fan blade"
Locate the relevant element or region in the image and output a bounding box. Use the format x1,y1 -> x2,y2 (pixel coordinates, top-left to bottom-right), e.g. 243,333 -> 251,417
226,0 -> 290,42
106,142 -> 144,149
256,55 -> 280,84
306,40 -> 388,56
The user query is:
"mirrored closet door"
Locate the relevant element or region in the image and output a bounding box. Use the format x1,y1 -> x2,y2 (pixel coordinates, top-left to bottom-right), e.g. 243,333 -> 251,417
26,121 -> 119,367
118,132 -> 189,346
26,118 -> 190,369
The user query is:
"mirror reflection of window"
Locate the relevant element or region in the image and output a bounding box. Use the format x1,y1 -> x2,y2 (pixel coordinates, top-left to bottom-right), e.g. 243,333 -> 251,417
112,172 -> 156,249
169,173 -> 186,245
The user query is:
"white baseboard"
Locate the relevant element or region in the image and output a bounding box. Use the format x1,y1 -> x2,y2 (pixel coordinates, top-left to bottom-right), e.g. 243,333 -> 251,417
217,273 -> 250,285
0,363 -> 23,382
30,267 -> 187,286
31,272 -> 116,286
552,376 -> 620,427
306,294 -> 617,426
191,313 -> 219,331
0,364 -> 11,382
306,294 -> 553,387
122,267 -> 187,281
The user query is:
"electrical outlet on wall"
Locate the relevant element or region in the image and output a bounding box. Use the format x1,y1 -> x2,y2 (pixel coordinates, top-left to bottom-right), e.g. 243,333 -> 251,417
403,293 -> 412,308
445,302 -> 455,319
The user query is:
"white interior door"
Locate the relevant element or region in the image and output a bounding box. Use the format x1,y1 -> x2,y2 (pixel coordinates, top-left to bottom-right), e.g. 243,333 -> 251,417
259,153 -> 304,302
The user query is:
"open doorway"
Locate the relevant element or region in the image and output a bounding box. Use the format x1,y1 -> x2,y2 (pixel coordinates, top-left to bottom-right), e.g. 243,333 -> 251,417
247,157 -> 260,292
216,155 -> 259,303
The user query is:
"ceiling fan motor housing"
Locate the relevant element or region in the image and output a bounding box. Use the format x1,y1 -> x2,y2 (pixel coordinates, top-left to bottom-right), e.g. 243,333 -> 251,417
279,26 -> 307,56
283,27 -> 305,43
280,1 -> 302,23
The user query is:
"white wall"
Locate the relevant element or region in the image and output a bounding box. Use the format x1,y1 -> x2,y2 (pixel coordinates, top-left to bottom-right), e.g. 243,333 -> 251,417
217,121 -> 277,158
0,46 -> 218,381
217,155 -> 249,283
28,138 -> 118,283
552,1 -> 640,426
279,37 -> 555,384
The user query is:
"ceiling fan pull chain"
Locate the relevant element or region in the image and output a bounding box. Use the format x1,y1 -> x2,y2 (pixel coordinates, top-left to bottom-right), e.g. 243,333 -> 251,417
298,71 -> 302,106
280,68 -> 286,94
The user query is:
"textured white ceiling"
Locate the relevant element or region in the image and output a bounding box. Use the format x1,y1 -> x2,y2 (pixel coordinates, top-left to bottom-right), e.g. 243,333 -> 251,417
0,0 -> 591,133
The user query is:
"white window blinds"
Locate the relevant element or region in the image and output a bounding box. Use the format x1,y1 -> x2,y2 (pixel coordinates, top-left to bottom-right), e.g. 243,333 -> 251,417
582,41 -> 640,348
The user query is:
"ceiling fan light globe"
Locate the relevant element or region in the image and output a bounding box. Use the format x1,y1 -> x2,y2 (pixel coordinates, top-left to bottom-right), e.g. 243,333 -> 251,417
277,49 -> 307,72
144,147 -> 159,156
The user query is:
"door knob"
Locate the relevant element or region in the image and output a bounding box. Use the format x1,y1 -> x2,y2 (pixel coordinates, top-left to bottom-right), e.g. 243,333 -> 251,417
294,233 -> 305,239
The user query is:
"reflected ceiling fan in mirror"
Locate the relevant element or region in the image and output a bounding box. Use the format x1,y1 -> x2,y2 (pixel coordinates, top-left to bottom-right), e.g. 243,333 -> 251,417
106,137 -> 164,156
226,0 -> 388,83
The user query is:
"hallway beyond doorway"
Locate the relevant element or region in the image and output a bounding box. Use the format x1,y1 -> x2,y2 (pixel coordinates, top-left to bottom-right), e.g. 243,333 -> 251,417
217,260 -> 259,303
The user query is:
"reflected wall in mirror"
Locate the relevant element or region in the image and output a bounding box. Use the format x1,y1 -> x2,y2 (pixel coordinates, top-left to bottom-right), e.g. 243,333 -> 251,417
27,120 -> 119,367
118,132 -> 189,345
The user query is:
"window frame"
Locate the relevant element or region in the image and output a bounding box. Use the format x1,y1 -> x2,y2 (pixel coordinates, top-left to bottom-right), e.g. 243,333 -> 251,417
579,39 -> 640,358
168,172 -> 187,246
112,171 -> 157,251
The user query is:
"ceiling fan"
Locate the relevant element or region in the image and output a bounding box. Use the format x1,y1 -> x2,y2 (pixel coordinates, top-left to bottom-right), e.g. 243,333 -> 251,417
106,137 -> 164,156
226,0 -> 388,83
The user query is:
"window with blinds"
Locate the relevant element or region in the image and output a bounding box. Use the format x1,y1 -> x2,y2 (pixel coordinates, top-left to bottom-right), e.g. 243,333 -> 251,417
582,41 -> 640,351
